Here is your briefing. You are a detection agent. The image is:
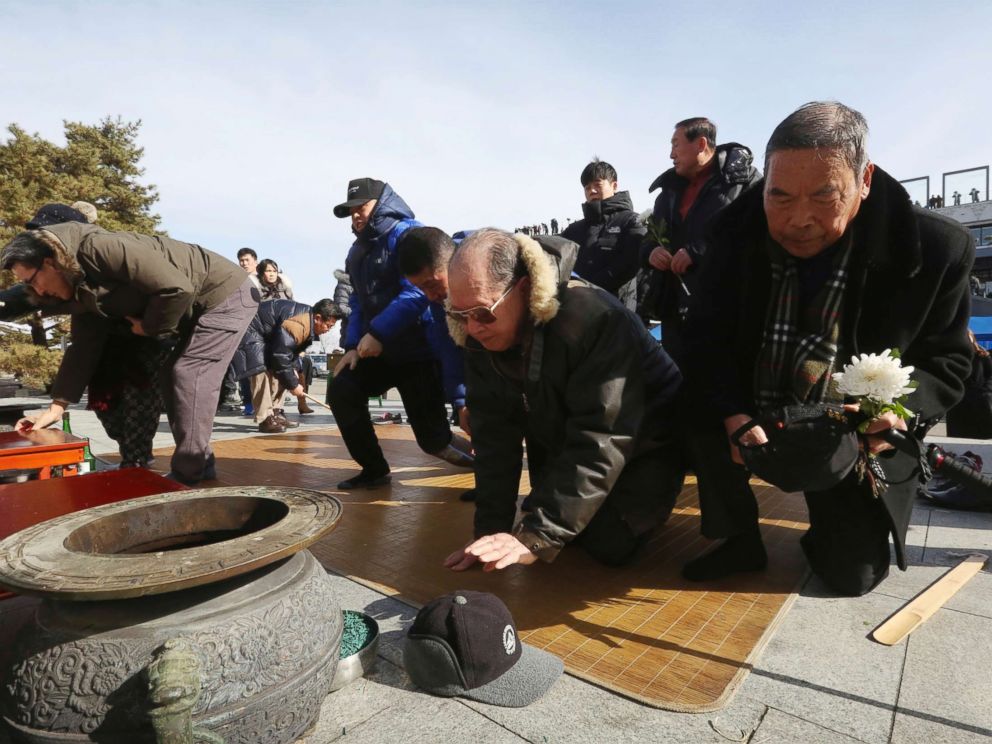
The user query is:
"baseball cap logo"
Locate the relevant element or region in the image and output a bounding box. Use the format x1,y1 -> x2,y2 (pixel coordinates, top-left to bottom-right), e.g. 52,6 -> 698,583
502,625 -> 516,655
348,186 -> 359,195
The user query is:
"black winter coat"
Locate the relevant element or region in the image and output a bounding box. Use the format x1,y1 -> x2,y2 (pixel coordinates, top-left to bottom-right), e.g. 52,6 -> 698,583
229,299 -> 314,389
685,166 -> 974,569
641,143 -> 760,320
464,235 -> 682,560
561,191 -> 646,310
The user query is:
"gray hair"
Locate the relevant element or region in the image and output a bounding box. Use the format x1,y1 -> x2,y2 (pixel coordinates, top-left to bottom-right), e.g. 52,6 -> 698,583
451,228 -> 522,291
765,101 -> 870,177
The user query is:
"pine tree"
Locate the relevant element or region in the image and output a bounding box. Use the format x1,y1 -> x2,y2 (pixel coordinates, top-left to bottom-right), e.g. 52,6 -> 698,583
0,118 -> 162,388
0,116 -> 161,247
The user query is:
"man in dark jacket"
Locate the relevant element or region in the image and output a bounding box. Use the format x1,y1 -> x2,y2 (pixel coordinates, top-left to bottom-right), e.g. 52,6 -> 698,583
2,223 -> 258,485
230,298 -> 336,433
685,101 -> 973,596
327,178 -> 471,489
443,230 -> 684,571
561,159 -> 646,311
641,117 -> 764,583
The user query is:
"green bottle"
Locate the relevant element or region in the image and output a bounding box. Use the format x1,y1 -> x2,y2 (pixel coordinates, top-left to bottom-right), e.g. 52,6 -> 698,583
61,411 -> 95,474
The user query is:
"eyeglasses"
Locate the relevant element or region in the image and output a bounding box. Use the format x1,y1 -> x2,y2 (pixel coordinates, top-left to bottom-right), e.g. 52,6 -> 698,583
22,265 -> 42,289
446,279 -> 521,325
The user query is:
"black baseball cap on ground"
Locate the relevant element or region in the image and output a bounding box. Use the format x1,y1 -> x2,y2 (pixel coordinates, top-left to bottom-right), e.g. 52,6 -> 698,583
333,178 -> 385,218
404,590 -> 563,707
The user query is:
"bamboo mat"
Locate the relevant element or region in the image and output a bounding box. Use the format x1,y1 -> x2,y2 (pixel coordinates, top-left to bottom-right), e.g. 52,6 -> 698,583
154,425 -> 810,712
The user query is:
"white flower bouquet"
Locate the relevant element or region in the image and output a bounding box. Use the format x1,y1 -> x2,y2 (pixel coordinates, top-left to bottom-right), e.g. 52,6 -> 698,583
832,349 -> 917,433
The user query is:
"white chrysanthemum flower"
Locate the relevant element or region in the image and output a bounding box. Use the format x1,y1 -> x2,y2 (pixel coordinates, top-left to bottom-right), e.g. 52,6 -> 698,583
832,349 -> 916,404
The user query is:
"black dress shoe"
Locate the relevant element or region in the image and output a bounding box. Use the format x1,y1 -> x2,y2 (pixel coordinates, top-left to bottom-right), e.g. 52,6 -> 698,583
681,527 -> 768,582
337,470 -> 392,490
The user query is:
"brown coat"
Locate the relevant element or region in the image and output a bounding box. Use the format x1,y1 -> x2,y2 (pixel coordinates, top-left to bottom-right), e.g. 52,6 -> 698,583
39,223 -> 246,402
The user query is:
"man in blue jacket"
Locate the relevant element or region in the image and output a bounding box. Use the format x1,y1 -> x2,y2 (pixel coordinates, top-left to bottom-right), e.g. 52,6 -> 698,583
328,179 -> 472,489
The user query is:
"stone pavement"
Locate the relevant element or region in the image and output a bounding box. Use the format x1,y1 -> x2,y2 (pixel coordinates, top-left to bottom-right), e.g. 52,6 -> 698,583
2,379 -> 990,743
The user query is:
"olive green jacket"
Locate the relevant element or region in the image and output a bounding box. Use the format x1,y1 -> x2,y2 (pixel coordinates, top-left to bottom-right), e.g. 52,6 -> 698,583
40,223 -> 246,403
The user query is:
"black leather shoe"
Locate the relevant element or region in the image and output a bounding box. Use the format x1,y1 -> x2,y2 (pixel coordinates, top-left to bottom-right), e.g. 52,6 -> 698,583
681,527 -> 768,582
337,470 -> 391,490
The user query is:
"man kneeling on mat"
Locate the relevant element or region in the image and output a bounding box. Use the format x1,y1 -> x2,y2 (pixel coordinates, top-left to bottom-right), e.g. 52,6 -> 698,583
443,229 -> 685,571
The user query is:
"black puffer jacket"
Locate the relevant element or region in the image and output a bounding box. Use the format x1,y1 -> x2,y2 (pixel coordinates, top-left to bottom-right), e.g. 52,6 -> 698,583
461,234 -> 682,560
561,191 -> 646,310
229,299 -> 314,389
641,143 -> 760,320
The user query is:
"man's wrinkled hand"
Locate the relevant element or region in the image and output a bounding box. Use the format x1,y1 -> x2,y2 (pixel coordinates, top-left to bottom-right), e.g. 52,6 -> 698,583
443,541 -> 480,572
333,350 -> 358,377
724,413 -> 767,465
356,333 -> 383,359
843,404 -> 907,455
670,248 -> 694,275
648,246 -> 673,271
465,533 -> 538,571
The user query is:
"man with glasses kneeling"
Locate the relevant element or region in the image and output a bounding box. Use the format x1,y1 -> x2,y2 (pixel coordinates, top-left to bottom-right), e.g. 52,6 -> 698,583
443,229 -> 685,571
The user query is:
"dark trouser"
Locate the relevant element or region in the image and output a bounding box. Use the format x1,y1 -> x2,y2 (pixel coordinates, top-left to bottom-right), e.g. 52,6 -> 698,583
163,279 -> 260,480
802,473 -> 893,596
89,336 -> 167,468
327,355 -> 452,472
665,320 -> 759,540
573,434 -> 684,566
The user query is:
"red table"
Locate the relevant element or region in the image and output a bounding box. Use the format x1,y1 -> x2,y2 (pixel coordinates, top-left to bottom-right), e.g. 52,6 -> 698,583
0,468 -> 187,599
0,429 -> 89,479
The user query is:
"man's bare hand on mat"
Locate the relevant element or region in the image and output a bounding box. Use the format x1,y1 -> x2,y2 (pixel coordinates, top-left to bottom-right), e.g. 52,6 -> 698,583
443,542 -> 480,571
445,533 -> 538,572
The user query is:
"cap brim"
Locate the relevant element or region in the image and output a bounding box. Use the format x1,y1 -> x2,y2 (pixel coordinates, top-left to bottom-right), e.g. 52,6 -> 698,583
333,199 -> 370,218
461,644 -> 563,708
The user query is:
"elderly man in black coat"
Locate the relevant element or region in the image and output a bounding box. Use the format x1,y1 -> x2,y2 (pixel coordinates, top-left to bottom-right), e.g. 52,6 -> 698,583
443,230 -> 684,571
684,101 -> 974,596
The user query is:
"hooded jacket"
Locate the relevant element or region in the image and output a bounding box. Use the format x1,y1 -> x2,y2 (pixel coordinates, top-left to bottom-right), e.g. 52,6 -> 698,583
229,299 -> 314,389
342,183 -> 429,362
684,166 -> 974,570
641,143 -> 761,320
29,223 -> 247,403
457,234 -> 682,560
561,190 -> 646,309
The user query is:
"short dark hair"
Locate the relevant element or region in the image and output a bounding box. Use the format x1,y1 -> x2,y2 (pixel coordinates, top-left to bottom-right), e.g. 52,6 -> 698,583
1,232 -> 52,271
765,101 -> 869,177
675,117 -> 717,149
398,227 -> 457,277
237,247 -> 257,260
312,298 -> 339,319
579,158 -> 617,186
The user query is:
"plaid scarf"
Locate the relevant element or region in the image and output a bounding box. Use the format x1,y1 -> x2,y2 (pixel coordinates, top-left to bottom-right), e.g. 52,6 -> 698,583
754,236 -> 853,408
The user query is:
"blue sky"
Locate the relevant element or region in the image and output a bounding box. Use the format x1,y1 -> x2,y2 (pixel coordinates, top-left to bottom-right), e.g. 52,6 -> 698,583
2,0 -> 990,304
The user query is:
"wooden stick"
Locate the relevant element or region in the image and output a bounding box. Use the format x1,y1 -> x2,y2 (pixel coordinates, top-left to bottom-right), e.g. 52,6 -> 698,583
871,553 -> 988,645
302,392 -> 332,410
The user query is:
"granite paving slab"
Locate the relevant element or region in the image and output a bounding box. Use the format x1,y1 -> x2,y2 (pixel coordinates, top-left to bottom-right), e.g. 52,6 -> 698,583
890,608 -> 992,744
740,580 -> 906,744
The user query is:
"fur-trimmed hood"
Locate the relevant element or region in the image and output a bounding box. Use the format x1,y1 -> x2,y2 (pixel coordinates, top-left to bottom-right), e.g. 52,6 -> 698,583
447,233 -> 577,346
